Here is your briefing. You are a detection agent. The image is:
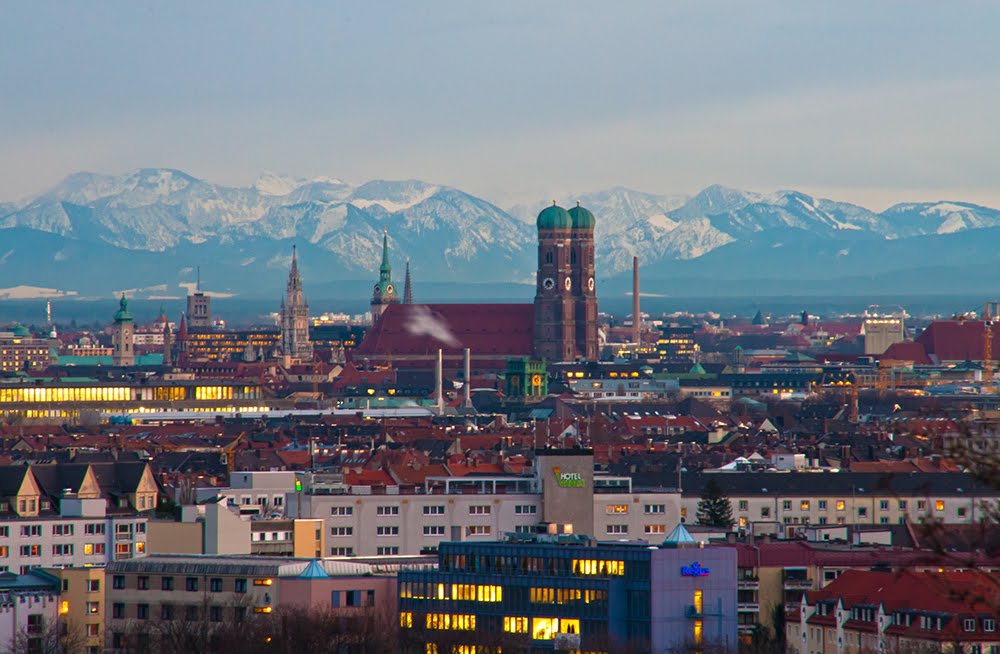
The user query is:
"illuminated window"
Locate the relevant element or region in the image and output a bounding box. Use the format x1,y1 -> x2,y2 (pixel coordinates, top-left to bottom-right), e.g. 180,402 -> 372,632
644,524 -> 665,535
935,500 -> 945,511
694,619 -> 703,646
504,616 -> 528,633
530,587 -> 554,603
606,504 -> 628,515
425,613 -> 475,630
693,590 -> 703,614
800,501 -> 810,511
476,585 -> 502,602
399,612 -> 412,628
573,559 -> 625,576
531,617 -> 580,640
836,500 -> 846,511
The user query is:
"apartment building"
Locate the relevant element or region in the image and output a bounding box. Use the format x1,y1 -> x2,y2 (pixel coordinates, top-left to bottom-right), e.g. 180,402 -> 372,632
42,566 -> 105,654
0,461 -> 155,573
288,450 -> 682,557
724,537 -> 1000,640
0,571 -> 60,652
787,569 -> 1000,654
679,472 -> 999,536
105,555 -> 401,652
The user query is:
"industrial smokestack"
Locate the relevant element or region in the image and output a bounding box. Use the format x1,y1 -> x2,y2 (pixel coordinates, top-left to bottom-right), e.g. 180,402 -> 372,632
463,348 -> 473,410
632,256 -> 641,346
435,348 -> 444,415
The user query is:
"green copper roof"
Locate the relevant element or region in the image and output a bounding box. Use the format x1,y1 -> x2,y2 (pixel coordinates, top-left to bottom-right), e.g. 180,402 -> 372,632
380,228 -> 391,273
113,294 -> 133,323
568,204 -> 596,230
537,203 -> 572,231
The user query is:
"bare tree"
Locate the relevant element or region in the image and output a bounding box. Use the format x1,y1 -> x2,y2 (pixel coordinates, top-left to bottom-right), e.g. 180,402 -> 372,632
7,615 -> 86,654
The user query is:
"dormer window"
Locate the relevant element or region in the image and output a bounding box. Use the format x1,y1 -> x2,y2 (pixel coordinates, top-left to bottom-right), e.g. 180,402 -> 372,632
964,618 -> 976,632
984,618 -> 996,632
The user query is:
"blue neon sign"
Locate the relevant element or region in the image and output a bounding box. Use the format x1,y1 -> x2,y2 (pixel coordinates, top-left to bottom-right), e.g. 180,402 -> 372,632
681,562 -> 710,577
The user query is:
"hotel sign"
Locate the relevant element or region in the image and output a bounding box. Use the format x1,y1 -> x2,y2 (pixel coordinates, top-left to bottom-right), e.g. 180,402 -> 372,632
681,562 -> 710,577
553,467 -> 585,488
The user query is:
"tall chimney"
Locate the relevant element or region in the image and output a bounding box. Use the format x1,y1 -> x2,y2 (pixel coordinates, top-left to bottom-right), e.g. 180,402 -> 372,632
463,348 -> 473,410
435,348 -> 444,415
632,256 -> 641,346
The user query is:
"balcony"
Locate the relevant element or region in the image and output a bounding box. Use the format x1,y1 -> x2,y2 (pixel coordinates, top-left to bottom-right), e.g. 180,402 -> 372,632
738,579 -> 760,589
784,578 -> 813,589
738,602 -> 760,613
115,533 -> 133,541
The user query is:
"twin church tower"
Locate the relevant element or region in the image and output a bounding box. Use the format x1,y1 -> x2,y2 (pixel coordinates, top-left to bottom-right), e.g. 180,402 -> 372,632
369,201 -> 600,363
532,202 -> 599,361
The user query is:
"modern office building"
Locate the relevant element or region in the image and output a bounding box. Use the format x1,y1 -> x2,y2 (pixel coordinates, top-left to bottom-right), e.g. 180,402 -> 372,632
862,309 -> 905,356
0,378 -> 270,421
657,325 -> 697,365
0,325 -> 54,372
397,529 -> 737,652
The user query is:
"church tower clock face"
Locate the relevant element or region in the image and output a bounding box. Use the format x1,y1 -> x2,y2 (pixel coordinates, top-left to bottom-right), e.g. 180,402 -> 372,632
564,276 -> 572,291
588,277 -> 595,291
386,285 -> 394,294
542,277 -> 555,290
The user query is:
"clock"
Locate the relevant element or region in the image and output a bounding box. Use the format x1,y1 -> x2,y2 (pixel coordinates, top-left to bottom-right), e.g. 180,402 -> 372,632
373,284 -> 380,292
531,374 -> 542,386
564,277 -> 572,291
588,277 -> 595,291
386,285 -> 394,294
542,277 -> 555,290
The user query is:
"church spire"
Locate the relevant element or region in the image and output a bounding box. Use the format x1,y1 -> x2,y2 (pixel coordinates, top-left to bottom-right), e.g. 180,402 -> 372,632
403,259 -> 413,304
380,228 -> 391,274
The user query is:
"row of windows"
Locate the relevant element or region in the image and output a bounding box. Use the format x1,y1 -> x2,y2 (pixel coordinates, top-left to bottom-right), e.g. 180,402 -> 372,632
332,504 -> 501,517
441,553 -> 630,577
401,584 -> 503,602
121,575 -> 268,593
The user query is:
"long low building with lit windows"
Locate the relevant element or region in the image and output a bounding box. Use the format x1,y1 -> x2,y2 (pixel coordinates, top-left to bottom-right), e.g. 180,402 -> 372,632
397,534 -> 737,653
0,379 -> 278,421
288,450 -> 684,558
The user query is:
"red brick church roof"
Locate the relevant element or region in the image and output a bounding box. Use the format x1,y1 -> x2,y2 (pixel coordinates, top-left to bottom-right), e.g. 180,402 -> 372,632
352,303 -> 535,361
883,319 -> 1000,363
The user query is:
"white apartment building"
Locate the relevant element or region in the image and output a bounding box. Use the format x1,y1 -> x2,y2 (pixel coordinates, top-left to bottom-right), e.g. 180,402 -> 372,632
0,461 -> 155,574
287,465 -> 682,557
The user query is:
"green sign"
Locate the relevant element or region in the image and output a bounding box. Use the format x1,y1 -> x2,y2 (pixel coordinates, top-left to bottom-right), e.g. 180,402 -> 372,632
553,467 -> 585,488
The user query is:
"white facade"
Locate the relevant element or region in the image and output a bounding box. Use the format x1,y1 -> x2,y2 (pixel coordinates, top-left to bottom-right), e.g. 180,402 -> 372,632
0,515 -> 147,575
0,581 -> 59,650
288,480 -> 681,557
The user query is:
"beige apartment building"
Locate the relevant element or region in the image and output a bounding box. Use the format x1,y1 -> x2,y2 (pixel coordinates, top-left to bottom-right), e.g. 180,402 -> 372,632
288,450 -> 683,557
679,472 -> 998,537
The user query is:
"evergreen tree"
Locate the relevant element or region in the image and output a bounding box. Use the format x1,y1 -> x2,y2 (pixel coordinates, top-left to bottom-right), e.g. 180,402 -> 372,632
696,477 -> 734,528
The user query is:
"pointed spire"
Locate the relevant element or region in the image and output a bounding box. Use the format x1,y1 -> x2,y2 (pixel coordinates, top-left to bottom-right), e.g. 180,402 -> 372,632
403,259 -> 413,304
380,228 -> 391,273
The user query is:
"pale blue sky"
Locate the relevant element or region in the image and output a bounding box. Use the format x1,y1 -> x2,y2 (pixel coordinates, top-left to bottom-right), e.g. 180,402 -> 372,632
2,1 -> 999,209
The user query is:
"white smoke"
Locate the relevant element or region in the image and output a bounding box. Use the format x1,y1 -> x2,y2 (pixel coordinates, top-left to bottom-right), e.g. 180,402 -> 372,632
405,305 -> 460,348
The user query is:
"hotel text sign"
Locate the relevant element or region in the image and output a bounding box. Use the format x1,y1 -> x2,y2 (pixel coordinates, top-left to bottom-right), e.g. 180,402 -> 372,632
553,467 -> 585,488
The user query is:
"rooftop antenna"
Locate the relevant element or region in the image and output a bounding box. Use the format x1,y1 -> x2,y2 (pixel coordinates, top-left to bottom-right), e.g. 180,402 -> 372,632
196,266 -> 201,293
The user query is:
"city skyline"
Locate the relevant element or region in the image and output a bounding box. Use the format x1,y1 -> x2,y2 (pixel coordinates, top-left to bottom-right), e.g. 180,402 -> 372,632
3,2 -> 1000,210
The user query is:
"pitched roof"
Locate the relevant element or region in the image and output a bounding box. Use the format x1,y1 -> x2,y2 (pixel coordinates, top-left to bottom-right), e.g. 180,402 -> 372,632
352,303 -> 534,360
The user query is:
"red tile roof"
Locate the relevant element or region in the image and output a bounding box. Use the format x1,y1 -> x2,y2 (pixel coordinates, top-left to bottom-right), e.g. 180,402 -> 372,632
352,303 -> 534,361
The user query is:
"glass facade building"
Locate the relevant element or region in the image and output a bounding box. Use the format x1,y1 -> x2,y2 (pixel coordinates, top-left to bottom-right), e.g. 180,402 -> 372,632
398,536 -> 737,653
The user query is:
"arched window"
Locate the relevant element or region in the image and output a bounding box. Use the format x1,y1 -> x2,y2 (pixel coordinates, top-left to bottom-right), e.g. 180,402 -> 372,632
545,251 -> 553,264
571,250 -> 577,264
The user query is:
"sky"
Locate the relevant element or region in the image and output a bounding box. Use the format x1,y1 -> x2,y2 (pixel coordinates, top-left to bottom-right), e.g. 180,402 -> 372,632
2,1 -> 999,210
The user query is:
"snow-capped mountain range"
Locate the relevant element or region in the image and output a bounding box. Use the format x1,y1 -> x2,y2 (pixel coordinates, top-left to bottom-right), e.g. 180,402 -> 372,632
2,168 -> 1000,298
